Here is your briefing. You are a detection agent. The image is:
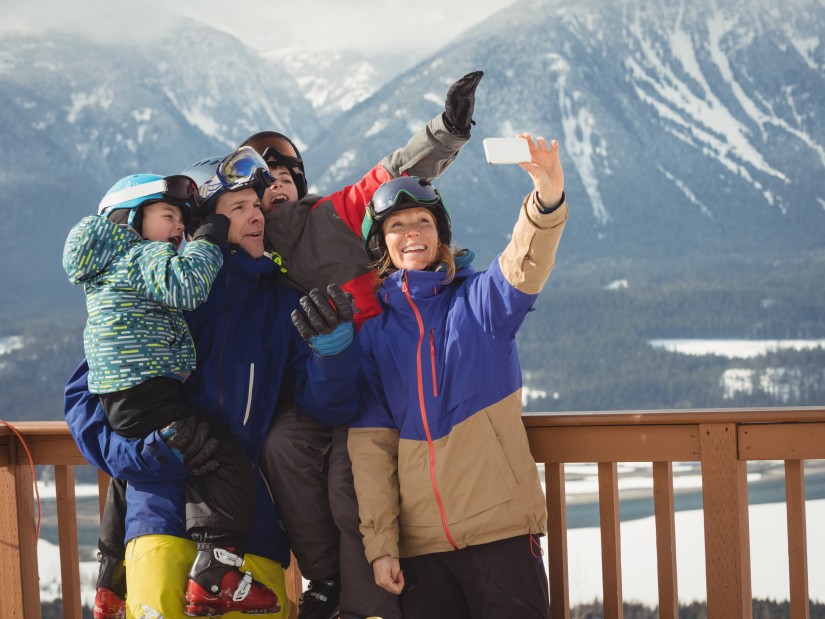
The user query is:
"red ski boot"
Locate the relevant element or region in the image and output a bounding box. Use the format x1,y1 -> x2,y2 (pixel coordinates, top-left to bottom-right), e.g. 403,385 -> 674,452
93,551 -> 126,619
93,587 -> 126,619
184,547 -> 280,617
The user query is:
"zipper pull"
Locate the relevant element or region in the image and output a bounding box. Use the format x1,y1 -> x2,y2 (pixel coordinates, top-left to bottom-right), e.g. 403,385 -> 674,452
401,270 -> 408,293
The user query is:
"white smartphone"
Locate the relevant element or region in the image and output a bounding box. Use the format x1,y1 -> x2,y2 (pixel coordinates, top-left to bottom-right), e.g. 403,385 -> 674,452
483,137 -> 531,164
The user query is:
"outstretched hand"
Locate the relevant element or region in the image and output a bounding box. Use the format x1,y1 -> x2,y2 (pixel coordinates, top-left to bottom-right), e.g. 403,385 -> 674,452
443,70 -> 484,138
291,284 -> 355,357
517,133 -> 565,210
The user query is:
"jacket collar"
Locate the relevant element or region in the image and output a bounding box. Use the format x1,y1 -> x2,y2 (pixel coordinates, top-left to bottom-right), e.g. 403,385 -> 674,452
378,264 -> 474,312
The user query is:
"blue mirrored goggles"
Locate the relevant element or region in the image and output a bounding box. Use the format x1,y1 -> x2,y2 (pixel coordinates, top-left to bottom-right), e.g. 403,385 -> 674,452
200,147 -> 275,205
369,177 -> 443,221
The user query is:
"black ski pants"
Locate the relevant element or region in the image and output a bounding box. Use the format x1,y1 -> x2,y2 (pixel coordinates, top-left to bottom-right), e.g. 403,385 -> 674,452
97,377 -> 254,557
399,534 -> 551,619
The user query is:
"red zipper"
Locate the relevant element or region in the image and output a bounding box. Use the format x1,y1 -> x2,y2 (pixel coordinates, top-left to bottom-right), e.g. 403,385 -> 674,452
402,273 -> 457,549
429,330 -> 438,397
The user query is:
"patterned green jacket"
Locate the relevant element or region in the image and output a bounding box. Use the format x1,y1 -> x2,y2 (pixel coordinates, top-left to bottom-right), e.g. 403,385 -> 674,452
63,215 -> 223,394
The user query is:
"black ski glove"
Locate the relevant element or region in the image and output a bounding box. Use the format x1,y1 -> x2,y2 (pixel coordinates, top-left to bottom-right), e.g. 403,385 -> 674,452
291,284 -> 355,356
191,214 -> 230,246
159,416 -> 221,476
443,70 -> 484,138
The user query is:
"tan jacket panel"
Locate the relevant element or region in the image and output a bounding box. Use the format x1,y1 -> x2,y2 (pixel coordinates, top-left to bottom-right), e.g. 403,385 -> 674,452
499,191 -> 568,295
349,390 -> 547,562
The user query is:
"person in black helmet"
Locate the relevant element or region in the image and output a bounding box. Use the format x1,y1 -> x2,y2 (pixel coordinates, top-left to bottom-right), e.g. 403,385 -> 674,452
244,71 -> 484,619
349,133 -> 567,618
65,148 -> 362,619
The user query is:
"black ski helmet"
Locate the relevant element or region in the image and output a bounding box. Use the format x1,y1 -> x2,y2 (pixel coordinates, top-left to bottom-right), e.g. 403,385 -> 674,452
362,176 -> 452,263
239,131 -> 307,198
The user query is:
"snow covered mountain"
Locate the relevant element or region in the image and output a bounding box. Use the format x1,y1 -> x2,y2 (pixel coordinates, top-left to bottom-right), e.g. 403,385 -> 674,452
1,0 -> 823,313
268,48 -> 415,123
307,0 -> 825,266
0,19 -> 320,308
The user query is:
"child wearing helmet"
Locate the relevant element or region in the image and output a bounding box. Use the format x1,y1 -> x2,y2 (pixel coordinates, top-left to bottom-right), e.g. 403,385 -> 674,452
348,134 -> 568,618
63,173 -> 281,618
243,72 -> 484,619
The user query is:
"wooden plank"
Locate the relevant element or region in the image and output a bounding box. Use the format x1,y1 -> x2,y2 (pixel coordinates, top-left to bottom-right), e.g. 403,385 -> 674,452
739,423 -> 825,460
598,462 -> 623,619
545,463 -> 569,619
785,461 -> 810,619
527,425 -> 700,463
55,465 -> 82,619
700,423 -> 752,619
653,462 -> 679,619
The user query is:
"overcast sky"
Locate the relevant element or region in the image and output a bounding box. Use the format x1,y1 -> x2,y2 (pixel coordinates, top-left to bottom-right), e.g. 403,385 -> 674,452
1,0 -> 519,56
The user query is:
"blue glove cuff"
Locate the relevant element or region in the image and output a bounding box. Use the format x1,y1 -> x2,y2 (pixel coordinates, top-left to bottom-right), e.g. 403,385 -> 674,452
309,322 -> 355,357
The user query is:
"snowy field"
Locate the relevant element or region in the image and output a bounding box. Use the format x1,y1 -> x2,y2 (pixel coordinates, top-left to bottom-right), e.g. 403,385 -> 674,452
647,338 -> 825,359
36,479 -> 825,608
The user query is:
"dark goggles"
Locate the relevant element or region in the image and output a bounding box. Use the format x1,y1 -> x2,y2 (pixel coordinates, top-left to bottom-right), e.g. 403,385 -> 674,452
370,177 -> 444,221
242,133 -> 304,171
161,175 -> 200,208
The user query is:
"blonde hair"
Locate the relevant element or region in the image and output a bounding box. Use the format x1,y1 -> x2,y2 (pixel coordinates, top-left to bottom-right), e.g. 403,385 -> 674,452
372,242 -> 458,291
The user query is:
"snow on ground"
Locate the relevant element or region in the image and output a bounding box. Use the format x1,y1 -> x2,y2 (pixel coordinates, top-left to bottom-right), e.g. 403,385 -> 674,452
553,499 -> 825,606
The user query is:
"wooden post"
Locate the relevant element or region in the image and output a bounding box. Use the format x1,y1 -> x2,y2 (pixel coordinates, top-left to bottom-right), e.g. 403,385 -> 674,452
546,462 -> 569,619
55,465 -> 82,619
700,423 -> 752,619
284,553 -> 303,619
0,436 -> 42,619
653,461 -> 679,619
785,460 -> 810,619
598,462 -> 623,619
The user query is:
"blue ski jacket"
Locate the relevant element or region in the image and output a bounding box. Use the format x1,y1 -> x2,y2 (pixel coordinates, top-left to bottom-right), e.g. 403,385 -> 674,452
65,246 -> 361,566
348,193 -> 567,562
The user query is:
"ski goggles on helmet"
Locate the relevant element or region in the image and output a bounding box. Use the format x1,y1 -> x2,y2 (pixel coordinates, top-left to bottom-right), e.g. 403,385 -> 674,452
368,176 -> 445,223
98,174 -> 200,225
362,176 -> 451,262
199,147 -> 275,207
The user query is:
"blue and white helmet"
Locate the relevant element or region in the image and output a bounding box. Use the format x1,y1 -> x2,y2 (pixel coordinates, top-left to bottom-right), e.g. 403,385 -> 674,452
98,174 -> 199,228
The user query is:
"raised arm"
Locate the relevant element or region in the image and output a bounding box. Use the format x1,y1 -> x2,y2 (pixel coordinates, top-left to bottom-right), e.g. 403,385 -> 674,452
469,135 -> 568,337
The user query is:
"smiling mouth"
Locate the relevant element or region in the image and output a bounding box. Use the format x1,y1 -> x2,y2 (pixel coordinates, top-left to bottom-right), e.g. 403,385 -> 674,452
402,244 -> 426,254
273,194 -> 289,204
170,235 -> 182,249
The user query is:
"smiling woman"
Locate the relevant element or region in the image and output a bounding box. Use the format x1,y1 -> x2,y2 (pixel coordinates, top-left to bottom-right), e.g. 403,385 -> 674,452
348,134 -> 568,617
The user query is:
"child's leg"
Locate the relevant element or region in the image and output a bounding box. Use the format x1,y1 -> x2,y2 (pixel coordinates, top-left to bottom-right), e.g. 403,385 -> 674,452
125,535 -> 289,619
183,416 -> 279,616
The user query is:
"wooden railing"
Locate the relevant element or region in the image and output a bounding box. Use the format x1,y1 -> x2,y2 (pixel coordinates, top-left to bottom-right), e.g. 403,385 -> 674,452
2,408 -> 824,619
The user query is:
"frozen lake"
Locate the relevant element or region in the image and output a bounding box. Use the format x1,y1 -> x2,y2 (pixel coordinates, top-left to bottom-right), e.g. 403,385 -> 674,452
648,338 -> 825,359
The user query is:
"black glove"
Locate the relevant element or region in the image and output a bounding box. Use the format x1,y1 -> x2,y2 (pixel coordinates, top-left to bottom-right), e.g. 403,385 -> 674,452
191,214 -> 230,246
159,416 -> 221,476
291,284 -> 355,356
443,70 -> 484,138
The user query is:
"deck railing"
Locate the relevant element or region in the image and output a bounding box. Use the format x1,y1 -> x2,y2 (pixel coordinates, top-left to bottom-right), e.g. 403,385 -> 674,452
2,408 -> 824,619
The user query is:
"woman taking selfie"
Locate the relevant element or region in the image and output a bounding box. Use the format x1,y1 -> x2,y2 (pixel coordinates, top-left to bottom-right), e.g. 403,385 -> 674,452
348,133 -> 568,618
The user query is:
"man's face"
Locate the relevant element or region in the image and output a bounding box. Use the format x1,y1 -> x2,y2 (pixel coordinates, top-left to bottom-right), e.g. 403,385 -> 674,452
261,165 -> 299,215
214,188 -> 265,258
